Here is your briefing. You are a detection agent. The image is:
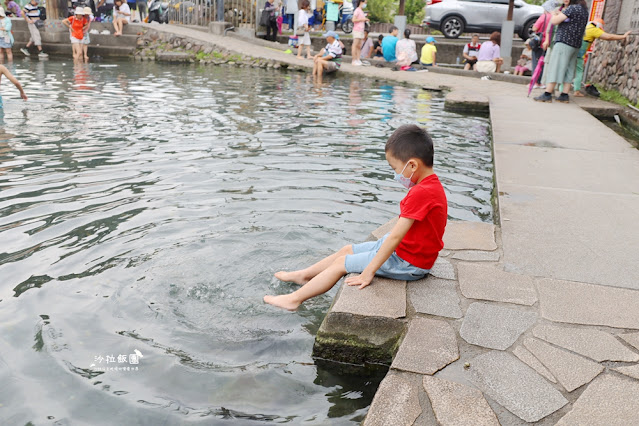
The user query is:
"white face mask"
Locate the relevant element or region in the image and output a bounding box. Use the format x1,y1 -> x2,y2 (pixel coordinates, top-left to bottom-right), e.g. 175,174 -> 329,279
393,161 -> 415,189
361,3 -> 367,8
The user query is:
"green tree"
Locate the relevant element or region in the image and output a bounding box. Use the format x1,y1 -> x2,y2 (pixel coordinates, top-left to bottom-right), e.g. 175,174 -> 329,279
404,0 -> 426,24
367,0 -> 394,23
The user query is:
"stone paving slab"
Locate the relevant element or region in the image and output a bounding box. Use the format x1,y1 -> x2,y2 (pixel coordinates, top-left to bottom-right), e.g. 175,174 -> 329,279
363,371 -> 422,426
495,144 -> 639,194
468,351 -> 568,423
460,302 -> 537,350
613,365 -> 639,381
619,332 -> 639,351
489,95 -> 634,153
458,263 -> 537,306
499,184 -> 639,291
332,277 -> 406,319
512,345 -> 557,384
429,257 -> 456,280
392,318 -> 459,375
532,323 -> 639,362
443,221 -> 497,251
423,376 -> 499,426
537,278 -> 639,329
371,217 -> 398,240
555,374 -> 639,425
407,277 -> 462,319
451,250 -> 501,262
524,337 -> 603,392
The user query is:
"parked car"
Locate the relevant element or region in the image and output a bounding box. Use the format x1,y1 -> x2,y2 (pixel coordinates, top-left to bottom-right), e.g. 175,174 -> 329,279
423,0 -> 543,40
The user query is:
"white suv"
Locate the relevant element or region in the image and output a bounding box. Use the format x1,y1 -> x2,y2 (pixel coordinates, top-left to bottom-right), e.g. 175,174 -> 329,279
423,0 -> 544,40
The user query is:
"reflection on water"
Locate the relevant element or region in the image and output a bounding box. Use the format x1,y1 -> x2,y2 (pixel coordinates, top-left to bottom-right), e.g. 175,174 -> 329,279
0,60 -> 492,424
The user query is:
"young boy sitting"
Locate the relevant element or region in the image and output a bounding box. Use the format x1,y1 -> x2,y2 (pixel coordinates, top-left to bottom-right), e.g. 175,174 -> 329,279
264,124 -> 448,311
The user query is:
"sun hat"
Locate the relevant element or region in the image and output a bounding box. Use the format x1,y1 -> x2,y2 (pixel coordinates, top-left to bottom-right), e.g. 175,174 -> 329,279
323,31 -> 338,39
84,6 -> 93,15
0,7 -> 5,17
74,6 -> 85,15
426,36 -> 435,43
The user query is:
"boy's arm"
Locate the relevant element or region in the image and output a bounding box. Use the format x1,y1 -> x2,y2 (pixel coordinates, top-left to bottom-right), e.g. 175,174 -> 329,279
345,217 -> 414,289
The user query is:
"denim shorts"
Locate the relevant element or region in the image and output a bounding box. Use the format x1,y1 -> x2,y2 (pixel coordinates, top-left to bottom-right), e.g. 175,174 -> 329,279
344,233 -> 430,281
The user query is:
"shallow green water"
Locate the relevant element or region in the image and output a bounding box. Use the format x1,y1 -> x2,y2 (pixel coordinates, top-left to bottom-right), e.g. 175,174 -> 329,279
0,60 -> 492,424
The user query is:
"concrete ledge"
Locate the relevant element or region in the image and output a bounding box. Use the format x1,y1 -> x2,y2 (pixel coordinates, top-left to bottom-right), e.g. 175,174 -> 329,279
208,21 -> 232,36
444,91 -> 489,114
313,310 -> 405,365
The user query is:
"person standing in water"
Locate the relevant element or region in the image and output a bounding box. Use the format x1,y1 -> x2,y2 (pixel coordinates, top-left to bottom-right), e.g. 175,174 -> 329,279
0,64 -> 27,108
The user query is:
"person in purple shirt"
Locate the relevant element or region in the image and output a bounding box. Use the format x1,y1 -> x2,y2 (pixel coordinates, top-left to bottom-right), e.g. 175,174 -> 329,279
4,0 -> 21,16
475,32 -> 504,73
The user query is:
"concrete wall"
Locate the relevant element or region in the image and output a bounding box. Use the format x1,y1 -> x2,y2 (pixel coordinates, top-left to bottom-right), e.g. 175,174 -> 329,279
617,0 -> 639,33
275,34 -> 524,65
588,34 -> 639,104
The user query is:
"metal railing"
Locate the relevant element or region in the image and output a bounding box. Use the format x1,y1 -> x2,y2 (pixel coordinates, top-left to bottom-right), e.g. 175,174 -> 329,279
165,0 -> 256,29
167,0 -> 216,26
225,0 -> 256,29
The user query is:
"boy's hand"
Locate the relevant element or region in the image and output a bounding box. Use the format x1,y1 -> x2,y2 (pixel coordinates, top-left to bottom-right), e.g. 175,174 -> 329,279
345,271 -> 374,289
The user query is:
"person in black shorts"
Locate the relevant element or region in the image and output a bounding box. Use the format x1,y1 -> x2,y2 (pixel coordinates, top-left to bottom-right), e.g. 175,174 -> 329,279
372,34 -> 383,57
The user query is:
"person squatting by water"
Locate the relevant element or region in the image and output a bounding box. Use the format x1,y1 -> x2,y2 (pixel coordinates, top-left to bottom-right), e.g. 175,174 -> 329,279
264,124 -> 447,311
63,7 -> 90,63
312,31 -> 342,78
0,64 -> 27,108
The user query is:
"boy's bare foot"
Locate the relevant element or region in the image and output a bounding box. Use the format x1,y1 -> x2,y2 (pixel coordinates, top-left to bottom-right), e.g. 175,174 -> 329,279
263,295 -> 300,311
274,271 -> 308,285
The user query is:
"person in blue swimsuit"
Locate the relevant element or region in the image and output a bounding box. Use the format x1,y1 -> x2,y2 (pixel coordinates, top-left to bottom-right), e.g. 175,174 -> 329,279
0,64 -> 27,108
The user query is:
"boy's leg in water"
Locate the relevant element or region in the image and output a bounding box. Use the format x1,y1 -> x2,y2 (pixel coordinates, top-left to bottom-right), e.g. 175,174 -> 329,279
265,255 -> 348,310
275,245 -> 353,284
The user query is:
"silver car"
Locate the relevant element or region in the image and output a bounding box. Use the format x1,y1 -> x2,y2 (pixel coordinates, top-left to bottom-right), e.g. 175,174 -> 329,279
423,0 -> 544,40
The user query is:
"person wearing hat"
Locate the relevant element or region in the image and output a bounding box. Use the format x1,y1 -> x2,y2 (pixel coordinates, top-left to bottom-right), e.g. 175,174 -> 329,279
81,7 -> 94,62
21,0 -> 48,58
112,0 -> 131,37
571,18 -> 632,97
63,7 -> 89,63
312,31 -> 342,77
0,7 -> 14,63
420,36 -> 437,67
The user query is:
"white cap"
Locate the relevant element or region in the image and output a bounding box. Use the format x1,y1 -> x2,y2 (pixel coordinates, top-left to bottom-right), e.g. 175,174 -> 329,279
74,6 -> 85,15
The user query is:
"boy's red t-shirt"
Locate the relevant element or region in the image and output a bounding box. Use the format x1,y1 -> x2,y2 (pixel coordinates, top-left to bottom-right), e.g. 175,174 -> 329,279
396,173 -> 447,269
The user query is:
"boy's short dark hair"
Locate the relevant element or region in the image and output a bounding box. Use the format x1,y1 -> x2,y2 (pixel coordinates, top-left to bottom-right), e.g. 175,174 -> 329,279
385,124 -> 434,167
390,26 -> 398,33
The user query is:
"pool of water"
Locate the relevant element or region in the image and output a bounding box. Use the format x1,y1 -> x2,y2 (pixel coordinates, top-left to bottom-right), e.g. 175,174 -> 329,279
0,60 -> 493,424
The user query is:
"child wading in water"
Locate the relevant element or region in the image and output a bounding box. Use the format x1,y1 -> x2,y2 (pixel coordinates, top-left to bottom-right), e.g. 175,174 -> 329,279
264,124 -> 447,311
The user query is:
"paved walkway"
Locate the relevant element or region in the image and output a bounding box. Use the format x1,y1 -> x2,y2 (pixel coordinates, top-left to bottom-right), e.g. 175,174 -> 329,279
144,25 -> 639,424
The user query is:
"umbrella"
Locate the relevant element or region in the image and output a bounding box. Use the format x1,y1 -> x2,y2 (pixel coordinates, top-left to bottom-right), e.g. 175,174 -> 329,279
528,55 -> 545,97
